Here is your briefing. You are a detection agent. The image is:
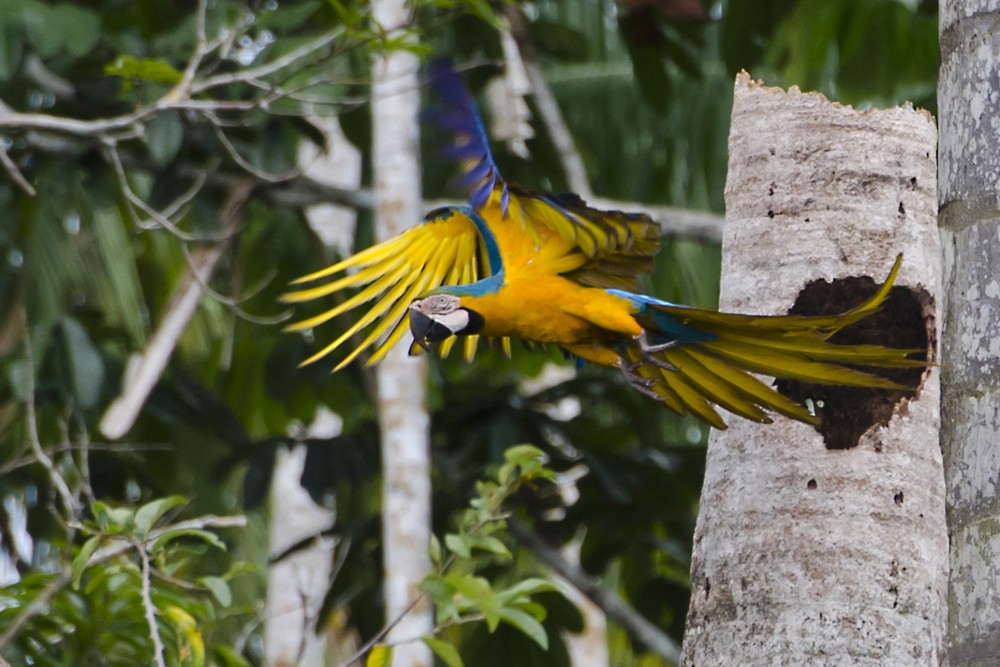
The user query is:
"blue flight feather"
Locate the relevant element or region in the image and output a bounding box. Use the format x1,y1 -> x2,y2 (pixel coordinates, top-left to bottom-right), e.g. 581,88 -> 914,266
605,289 -> 718,344
427,59 -> 509,218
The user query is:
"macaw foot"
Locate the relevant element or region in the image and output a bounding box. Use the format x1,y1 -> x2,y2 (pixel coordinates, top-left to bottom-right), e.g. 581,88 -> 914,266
635,332 -> 679,372
617,358 -> 662,400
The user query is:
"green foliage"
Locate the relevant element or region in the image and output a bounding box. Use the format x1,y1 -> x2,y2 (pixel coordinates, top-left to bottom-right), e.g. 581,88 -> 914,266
417,446 -> 563,659
1,497 -> 249,667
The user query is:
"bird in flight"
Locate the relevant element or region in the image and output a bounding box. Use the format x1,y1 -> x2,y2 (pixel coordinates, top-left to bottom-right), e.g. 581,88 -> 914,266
282,62 -> 925,429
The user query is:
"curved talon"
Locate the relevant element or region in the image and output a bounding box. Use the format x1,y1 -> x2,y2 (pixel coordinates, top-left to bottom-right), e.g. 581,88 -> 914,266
618,357 -> 661,400
634,332 -> 679,372
638,332 -> 678,355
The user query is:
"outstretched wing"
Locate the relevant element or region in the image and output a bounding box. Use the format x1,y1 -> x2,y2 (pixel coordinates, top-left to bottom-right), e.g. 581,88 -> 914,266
282,206 -> 499,371
428,61 -> 660,290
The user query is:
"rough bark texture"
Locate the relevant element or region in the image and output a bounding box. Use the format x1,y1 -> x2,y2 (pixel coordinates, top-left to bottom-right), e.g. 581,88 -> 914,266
939,2 -> 1000,665
680,73 -> 945,666
371,4 -> 433,666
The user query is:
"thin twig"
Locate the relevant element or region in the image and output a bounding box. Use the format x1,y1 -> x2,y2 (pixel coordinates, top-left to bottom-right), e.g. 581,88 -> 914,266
0,442 -> 170,476
0,568 -> 73,650
192,28 -> 345,95
508,517 -> 682,664
73,413 -> 96,506
105,143 -> 207,241
159,171 -> 208,221
172,0 -> 211,97
205,111 -> 302,183
0,141 -> 36,196
20,313 -> 79,516
139,545 -> 169,667
336,597 -> 424,667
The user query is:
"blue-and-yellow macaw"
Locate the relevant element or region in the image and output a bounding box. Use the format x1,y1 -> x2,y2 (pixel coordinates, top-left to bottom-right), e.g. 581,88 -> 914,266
282,63 -> 924,429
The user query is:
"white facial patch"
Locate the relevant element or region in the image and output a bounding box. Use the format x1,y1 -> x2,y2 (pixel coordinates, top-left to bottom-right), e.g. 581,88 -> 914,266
436,308 -> 470,334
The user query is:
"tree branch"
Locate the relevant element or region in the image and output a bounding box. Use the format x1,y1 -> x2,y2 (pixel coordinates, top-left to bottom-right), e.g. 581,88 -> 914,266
140,546 -> 169,667
99,180 -> 256,440
508,517 -> 682,665
505,5 -> 592,197
12,103 -> 723,242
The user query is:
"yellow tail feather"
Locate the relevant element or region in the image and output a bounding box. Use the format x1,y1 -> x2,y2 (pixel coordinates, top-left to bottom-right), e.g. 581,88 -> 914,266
629,254 -> 924,427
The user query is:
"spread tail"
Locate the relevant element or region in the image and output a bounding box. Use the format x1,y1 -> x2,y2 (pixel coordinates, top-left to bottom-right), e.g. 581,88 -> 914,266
618,255 -> 926,428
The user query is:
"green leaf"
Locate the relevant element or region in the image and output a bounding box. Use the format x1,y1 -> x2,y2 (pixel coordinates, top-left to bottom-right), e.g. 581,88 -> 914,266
90,202 -> 146,347
133,496 -> 186,539
503,444 -> 545,467
498,607 -> 548,650
6,358 -> 29,401
71,535 -> 101,588
22,0 -> 60,59
448,574 -> 500,628
366,644 -> 392,667
104,55 -> 183,84
93,501 -> 135,533
0,8 -> 24,81
422,637 -> 464,667
146,112 -> 184,166
498,444 -> 551,486
622,34 -> 671,112
529,19 -> 589,62
23,1 -> 100,59
56,3 -> 101,57
259,0 -> 323,30
468,535 -> 510,558
59,317 -> 104,410
212,646 -> 252,667
150,528 -> 226,552
496,577 -> 560,603
199,575 -> 232,607
444,533 -> 470,559
429,533 -> 442,567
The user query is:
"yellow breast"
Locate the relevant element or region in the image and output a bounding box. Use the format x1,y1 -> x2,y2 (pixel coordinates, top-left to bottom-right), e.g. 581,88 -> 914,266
461,276 -> 641,345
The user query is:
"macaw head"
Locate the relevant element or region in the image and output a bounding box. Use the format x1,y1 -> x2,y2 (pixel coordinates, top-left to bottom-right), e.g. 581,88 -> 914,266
408,293 -> 484,350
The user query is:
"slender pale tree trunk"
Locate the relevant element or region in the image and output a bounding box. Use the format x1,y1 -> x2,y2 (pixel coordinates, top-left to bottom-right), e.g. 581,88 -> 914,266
681,73 -> 945,665
939,2 -> 1000,663
263,116 -> 361,667
370,6 -> 432,666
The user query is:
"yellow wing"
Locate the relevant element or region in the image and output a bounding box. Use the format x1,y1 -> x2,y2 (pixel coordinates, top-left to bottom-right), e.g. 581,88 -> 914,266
281,207 -> 493,370
505,188 -> 660,290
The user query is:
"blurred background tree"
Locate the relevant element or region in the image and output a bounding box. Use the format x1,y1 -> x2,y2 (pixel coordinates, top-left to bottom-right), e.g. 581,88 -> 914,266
0,0 -> 938,665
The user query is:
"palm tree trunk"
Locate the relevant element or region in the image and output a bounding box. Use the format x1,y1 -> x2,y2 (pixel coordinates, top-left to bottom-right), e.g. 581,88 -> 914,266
939,2 -> 1000,663
370,4 -> 433,666
680,73 -> 945,665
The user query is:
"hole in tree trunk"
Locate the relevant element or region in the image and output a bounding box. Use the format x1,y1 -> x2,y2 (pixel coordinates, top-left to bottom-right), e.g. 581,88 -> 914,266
775,270 -> 933,450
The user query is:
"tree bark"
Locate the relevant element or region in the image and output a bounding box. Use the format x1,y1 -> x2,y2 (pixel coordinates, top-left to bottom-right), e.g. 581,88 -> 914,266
939,2 -> 1000,664
264,410 -> 338,667
680,73 -> 945,665
370,5 -> 433,666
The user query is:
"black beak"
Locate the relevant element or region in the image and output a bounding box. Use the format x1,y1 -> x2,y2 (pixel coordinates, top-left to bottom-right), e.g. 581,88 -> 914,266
409,309 -> 454,351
